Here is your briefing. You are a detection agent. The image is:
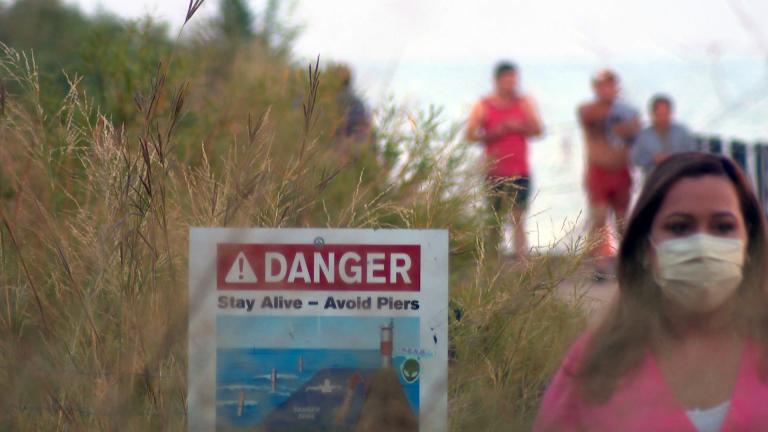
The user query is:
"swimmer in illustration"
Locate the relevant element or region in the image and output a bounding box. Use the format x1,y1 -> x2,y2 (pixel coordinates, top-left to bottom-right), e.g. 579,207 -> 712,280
305,378 -> 342,394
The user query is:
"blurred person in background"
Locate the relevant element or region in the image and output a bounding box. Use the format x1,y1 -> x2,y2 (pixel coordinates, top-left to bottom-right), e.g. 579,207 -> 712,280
333,64 -> 372,161
578,69 -> 641,279
466,61 -> 543,261
534,153 -> 768,431
632,94 -> 697,178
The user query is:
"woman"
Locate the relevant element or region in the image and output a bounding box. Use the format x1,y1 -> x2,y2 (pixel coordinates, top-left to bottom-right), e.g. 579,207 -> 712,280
534,153 -> 768,431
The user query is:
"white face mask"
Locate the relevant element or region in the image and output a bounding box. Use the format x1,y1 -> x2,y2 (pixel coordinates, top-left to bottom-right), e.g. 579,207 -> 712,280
653,233 -> 746,313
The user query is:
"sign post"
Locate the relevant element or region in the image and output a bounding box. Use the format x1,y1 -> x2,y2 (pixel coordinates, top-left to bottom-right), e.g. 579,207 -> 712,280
188,228 -> 448,431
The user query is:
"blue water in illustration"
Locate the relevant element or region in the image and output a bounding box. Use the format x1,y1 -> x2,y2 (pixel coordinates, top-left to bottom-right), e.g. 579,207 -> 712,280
216,348 -> 420,428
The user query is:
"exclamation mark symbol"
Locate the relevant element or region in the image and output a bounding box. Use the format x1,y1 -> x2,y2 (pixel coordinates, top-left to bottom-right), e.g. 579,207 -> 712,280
225,252 -> 256,284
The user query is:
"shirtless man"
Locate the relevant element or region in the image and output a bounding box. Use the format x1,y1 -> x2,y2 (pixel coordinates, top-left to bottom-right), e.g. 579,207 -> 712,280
578,70 -> 640,277
466,61 -> 543,260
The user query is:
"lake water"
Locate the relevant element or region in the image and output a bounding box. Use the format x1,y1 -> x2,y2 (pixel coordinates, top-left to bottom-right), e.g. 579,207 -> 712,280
216,348 -> 419,429
355,58 -> 768,250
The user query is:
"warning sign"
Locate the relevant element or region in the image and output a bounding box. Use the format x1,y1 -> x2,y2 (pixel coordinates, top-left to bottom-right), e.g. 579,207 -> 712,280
216,243 -> 420,291
223,252 -> 258,283
188,228 -> 448,432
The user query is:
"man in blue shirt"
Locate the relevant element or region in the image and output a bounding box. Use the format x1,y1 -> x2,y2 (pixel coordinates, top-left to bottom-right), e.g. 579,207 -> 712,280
631,95 -> 696,176
335,65 -> 370,141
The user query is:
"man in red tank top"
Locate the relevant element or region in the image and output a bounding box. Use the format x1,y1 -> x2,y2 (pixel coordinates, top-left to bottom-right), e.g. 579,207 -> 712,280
466,61 -> 543,260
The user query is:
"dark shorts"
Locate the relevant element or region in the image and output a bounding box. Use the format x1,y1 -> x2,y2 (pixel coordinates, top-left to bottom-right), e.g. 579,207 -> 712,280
487,175 -> 531,212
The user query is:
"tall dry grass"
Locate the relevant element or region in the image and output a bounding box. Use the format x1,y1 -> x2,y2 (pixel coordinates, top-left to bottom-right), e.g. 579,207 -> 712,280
0,4 -> 587,430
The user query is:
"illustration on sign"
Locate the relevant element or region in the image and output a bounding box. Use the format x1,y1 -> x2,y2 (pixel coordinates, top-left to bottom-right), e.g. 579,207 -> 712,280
188,228 -> 448,432
216,316 -> 419,429
400,358 -> 421,384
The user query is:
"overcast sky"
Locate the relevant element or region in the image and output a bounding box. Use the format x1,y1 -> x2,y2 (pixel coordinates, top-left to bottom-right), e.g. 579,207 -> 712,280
58,0 -> 768,244
66,0 -> 768,64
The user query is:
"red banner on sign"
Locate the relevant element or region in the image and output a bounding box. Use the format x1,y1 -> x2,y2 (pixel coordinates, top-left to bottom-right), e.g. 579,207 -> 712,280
217,244 -> 421,291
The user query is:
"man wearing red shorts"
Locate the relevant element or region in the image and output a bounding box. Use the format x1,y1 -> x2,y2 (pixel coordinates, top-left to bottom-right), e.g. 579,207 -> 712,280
578,70 -> 640,277
466,61 -> 543,260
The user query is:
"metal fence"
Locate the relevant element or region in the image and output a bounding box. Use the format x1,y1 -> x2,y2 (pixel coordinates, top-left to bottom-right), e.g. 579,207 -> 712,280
695,135 -> 768,213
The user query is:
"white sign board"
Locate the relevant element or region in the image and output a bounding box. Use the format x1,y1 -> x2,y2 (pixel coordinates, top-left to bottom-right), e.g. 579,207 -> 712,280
188,228 -> 448,431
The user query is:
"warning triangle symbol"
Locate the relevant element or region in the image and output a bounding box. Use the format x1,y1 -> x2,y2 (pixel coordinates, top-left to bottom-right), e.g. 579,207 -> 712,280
225,252 -> 258,283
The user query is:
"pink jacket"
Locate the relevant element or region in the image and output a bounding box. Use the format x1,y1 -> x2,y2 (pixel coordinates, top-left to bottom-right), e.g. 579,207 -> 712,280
534,333 -> 768,431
